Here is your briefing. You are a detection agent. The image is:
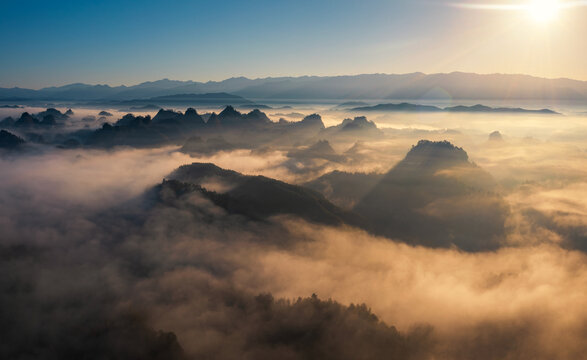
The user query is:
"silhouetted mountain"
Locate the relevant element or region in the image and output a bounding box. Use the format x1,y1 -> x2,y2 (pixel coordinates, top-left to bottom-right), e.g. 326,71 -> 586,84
392,140 -> 470,171
127,104 -> 161,111
37,109 -> 70,126
488,131 -> 504,142
167,162 -> 244,185
37,108 -> 68,120
148,92 -> 252,105
163,163 -> 365,227
63,106 -> 383,150
83,106 -> 276,148
153,109 -> 182,122
114,93 -> 254,108
0,108 -> 70,129
244,109 -> 271,124
352,103 -> 442,112
238,104 -> 272,109
0,130 -> 25,149
86,115 -> 158,147
113,114 -> 152,127
352,102 -> 559,114
293,114 -> 325,129
98,111 -> 113,116
3,72 -> 587,101
217,105 -> 243,125
352,140 -> 508,251
14,112 -> 39,127
334,101 -> 370,108
208,106 -> 271,128
444,104 -> 559,114
152,108 -> 205,126
321,116 -> 383,139
341,117 -> 378,131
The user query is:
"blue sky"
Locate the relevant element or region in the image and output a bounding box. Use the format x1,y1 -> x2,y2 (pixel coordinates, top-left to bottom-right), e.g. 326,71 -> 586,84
1,0 -> 586,88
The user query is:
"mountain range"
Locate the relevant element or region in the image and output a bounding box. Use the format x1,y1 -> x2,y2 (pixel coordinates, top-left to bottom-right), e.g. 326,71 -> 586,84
159,140 -> 508,252
2,72 -> 587,101
2,106 -> 389,149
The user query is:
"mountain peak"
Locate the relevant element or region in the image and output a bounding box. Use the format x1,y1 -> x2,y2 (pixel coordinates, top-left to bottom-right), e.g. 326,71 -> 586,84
354,141 -> 504,251
488,131 -> 504,142
219,105 -> 241,118
245,109 -> 271,123
185,107 -> 198,116
168,162 -> 242,184
340,116 -> 377,131
153,109 -> 180,123
401,140 -> 469,169
299,114 -> 325,128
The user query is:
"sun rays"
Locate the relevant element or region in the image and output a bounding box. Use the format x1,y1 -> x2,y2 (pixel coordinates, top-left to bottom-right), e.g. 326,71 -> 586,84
451,0 -> 587,23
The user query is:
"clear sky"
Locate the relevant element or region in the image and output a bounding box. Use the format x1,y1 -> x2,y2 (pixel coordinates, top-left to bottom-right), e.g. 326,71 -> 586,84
1,0 -> 586,88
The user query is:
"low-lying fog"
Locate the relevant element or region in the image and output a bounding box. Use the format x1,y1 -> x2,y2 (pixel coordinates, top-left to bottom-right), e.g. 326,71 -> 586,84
1,104 -> 586,359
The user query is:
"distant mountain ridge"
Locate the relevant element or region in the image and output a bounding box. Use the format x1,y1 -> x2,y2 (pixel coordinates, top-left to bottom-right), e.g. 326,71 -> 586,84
2,72 -> 587,101
352,102 -> 560,114
113,92 -> 254,107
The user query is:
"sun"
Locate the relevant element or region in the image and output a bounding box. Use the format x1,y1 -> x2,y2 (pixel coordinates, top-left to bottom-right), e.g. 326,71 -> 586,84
527,0 -> 560,23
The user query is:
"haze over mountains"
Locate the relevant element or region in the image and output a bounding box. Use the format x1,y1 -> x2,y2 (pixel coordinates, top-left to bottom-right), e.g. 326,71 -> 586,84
2,72 -> 587,102
162,140 -> 508,253
3,99 -> 587,359
5,0 -> 587,356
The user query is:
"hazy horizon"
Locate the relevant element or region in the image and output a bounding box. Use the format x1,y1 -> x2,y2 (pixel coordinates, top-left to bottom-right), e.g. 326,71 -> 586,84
5,70 -> 587,90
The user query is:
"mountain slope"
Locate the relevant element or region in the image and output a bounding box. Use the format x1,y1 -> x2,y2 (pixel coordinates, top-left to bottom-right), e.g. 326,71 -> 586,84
163,163 -> 366,227
353,140 -> 508,251
165,150 -> 509,252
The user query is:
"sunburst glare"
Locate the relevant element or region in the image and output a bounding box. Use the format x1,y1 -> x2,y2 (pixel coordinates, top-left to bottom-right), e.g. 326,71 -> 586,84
527,0 -> 560,22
